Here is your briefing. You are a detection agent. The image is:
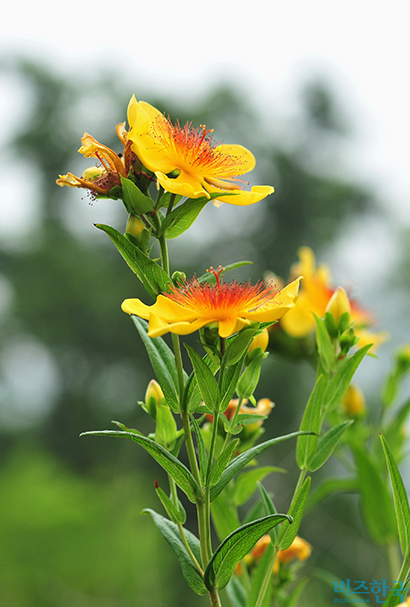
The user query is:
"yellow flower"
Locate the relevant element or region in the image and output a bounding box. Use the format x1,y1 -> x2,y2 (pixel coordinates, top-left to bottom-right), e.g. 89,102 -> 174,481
248,328 -> 270,354
342,384 -> 366,417
122,266 -> 301,339
396,597 -> 410,607
57,124 -> 133,195
126,96 -> 274,206
280,247 -> 388,350
239,535 -> 311,574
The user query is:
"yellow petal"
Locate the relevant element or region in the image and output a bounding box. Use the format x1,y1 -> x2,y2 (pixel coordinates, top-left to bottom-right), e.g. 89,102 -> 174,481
210,144 -> 256,177
218,317 -> 249,338
245,277 -> 302,322
205,184 -> 274,206
155,171 -> 208,199
148,315 -> 208,338
121,298 -> 152,318
280,294 -> 316,337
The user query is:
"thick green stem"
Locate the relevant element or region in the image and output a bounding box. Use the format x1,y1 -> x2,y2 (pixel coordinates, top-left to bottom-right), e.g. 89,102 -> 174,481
159,234 -> 170,275
209,588 -> 222,607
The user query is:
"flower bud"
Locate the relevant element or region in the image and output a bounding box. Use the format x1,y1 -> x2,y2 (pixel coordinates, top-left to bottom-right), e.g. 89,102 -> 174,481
342,384 -> 365,417
82,166 -> 104,181
326,287 -> 351,325
248,328 -> 269,355
144,380 -> 164,418
171,271 -> 187,287
126,214 -> 145,239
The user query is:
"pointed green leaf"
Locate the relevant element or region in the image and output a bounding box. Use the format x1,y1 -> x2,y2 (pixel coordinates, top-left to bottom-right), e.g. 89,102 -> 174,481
277,477 -> 311,550
190,414 -> 208,485
323,344 -> 371,411
314,314 -> 336,372
209,440 -> 240,486
237,351 -> 264,399
96,224 -> 172,297
233,467 -> 284,507
143,509 -> 206,595
307,420 -> 353,472
185,344 -> 219,412
155,485 -> 186,524
155,404 -> 177,449
219,354 -> 246,412
204,514 -> 292,591
222,326 -> 260,367
296,374 -> 324,469
131,316 -> 181,413
159,197 -> 209,239
120,175 -> 154,214
258,482 -> 279,541
210,432 -> 311,502
81,430 -> 200,502
380,434 -> 410,557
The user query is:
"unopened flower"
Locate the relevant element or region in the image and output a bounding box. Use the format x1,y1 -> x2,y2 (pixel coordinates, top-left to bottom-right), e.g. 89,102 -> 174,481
127,96 -> 274,206
280,247 -> 388,350
57,124 -> 133,195
342,384 -> 366,417
122,267 -> 301,339
326,287 -> 351,324
240,534 -> 311,574
248,328 -> 270,354
207,397 -> 274,424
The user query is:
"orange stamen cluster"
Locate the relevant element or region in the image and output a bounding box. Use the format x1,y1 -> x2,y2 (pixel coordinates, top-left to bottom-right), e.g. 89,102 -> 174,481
150,115 -> 244,177
165,271 -> 277,320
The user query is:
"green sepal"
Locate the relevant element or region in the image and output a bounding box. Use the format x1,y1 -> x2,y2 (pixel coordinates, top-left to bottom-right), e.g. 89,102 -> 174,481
143,508 -> 206,595
233,467 -> 283,507
323,344 -> 372,411
324,311 -> 338,338
80,430 -> 201,503
277,476 -> 311,550
204,514 -> 292,591
210,431 -> 312,502
120,175 -> 154,214
354,446 -> 397,545
131,317 -> 181,413
314,314 -> 336,372
307,420 -> 353,471
380,433 -> 410,557
209,440 -> 240,486
155,403 -> 177,450
96,224 -> 172,297
158,196 -> 209,239
296,374 -> 324,469
185,344 -> 219,412
236,350 -> 265,399
155,484 -> 186,524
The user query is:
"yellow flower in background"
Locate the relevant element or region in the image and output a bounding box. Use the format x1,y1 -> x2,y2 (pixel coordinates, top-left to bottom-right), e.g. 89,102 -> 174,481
240,534 -> 312,574
127,96 -> 274,206
280,247 -> 388,350
57,124 -> 133,195
342,384 -> 366,417
122,266 -> 301,339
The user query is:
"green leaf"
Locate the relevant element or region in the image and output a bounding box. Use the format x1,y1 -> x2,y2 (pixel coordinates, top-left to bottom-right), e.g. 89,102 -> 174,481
296,374 -> 324,469
380,434 -> 410,557
204,514 -> 292,591
307,420 -> 353,472
384,579 -> 410,607
226,576 -> 247,607
233,467 -> 283,507
354,446 -> 397,545
120,175 -> 154,214
131,316 -> 181,413
96,224 -> 172,298
185,344 -> 219,412
211,492 -> 241,541
210,431 -> 310,502
222,326 -> 260,367
323,344 -> 372,411
155,404 -> 177,449
257,481 -> 279,541
158,197 -> 209,239
209,440 -> 240,486
277,477 -> 311,550
81,430 -> 200,502
197,260 -> 253,284
219,355 -> 246,413
314,314 -> 336,372
190,414 -> 208,485
245,540 -> 275,607
236,351 -> 264,399
230,413 -> 267,433
143,509 -> 206,595
155,484 -> 186,524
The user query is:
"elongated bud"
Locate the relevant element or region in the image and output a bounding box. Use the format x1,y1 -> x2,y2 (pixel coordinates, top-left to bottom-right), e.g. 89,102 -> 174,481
326,287 -> 351,324
144,380 -> 164,418
248,328 -> 269,355
126,214 -> 145,239
342,384 -> 365,417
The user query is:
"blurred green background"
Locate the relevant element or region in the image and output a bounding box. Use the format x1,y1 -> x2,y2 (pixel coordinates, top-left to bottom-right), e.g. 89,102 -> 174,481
0,57 -> 409,606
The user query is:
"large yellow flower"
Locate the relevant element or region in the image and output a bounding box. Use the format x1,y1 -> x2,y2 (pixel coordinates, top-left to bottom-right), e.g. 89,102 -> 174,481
126,96 -> 274,206
280,247 -> 388,349
57,123 -> 133,195
122,267 -> 301,339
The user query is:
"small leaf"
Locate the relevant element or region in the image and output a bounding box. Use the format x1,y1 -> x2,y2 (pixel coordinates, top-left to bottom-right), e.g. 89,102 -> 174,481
209,440 -> 240,486
277,477 -> 311,550
81,430 -> 200,502
210,431 -> 311,502
204,514 -> 292,591
96,224 -> 172,297
296,374 -> 324,469
219,355 -> 246,412
233,467 -> 284,507
144,509 -> 206,595
155,404 -> 177,449
236,351 -> 264,399
185,344 -> 219,412
314,314 -> 336,372
190,414 -> 208,485
131,317 -> 181,412
380,434 -> 410,557
159,197 -> 209,239
323,344 -> 372,411
307,420 -> 353,472
120,175 -> 154,214
222,327 -> 260,367
155,484 -> 186,524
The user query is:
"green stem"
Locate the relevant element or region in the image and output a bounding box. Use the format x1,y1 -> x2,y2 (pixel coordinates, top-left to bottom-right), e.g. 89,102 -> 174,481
254,546 -> 278,607
387,541 -> 401,580
209,588 -> 222,607
166,193 -> 177,216
159,234 -> 170,275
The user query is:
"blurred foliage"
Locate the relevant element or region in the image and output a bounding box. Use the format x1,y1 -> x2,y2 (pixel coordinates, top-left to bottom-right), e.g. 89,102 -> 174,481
0,58 -> 385,605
